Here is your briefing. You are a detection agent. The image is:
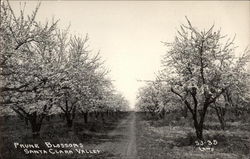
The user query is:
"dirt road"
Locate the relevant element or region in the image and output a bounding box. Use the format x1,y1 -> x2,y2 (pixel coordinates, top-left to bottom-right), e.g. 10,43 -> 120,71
95,112 -> 137,158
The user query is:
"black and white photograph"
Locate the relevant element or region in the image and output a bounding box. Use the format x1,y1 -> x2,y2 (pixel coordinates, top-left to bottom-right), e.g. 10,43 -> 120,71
0,0 -> 249,158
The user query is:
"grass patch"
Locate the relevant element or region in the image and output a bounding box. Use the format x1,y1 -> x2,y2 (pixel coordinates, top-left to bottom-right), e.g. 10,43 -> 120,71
0,113 -> 128,159
136,112 -> 250,159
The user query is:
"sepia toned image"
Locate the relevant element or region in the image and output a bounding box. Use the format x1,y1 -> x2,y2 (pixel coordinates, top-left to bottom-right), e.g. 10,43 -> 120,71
0,0 -> 249,159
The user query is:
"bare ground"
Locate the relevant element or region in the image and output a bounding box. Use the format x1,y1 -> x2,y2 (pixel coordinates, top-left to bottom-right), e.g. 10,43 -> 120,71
95,112 -> 137,158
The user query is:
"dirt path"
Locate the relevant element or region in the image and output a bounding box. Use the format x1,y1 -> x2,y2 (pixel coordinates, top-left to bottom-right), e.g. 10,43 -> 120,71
95,112 -> 137,158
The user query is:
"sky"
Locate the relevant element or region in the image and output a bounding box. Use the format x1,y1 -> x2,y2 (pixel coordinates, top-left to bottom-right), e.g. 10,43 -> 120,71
9,1 -> 250,109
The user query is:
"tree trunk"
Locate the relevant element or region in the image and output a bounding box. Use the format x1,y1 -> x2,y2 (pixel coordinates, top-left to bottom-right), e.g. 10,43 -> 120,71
234,108 -> 241,118
28,112 -> 43,139
215,107 -> 226,130
101,112 -> 105,123
191,108 -> 207,140
83,112 -> 88,123
25,118 -> 29,126
159,109 -> 165,119
159,113 -> 163,119
65,114 -> 73,128
95,111 -> 99,119
89,112 -> 94,121
195,125 -> 203,140
66,118 -> 73,128
30,122 -> 42,139
46,116 -> 50,122
59,114 -> 65,120
185,101 -> 205,141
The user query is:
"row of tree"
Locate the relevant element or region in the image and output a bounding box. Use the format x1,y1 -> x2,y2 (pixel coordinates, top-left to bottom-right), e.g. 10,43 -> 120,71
0,2 -> 129,138
136,17 -> 250,140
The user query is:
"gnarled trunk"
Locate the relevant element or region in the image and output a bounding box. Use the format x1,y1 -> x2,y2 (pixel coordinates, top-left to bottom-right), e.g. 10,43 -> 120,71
30,121 -> 42,138
28,111 -> 44,139
83,112 -> 88,123
188,101 -> 209,141
195,126 -> 203,140
193,115 -> 204,140
214,107 -> 226,130
61,97 -> 77,129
